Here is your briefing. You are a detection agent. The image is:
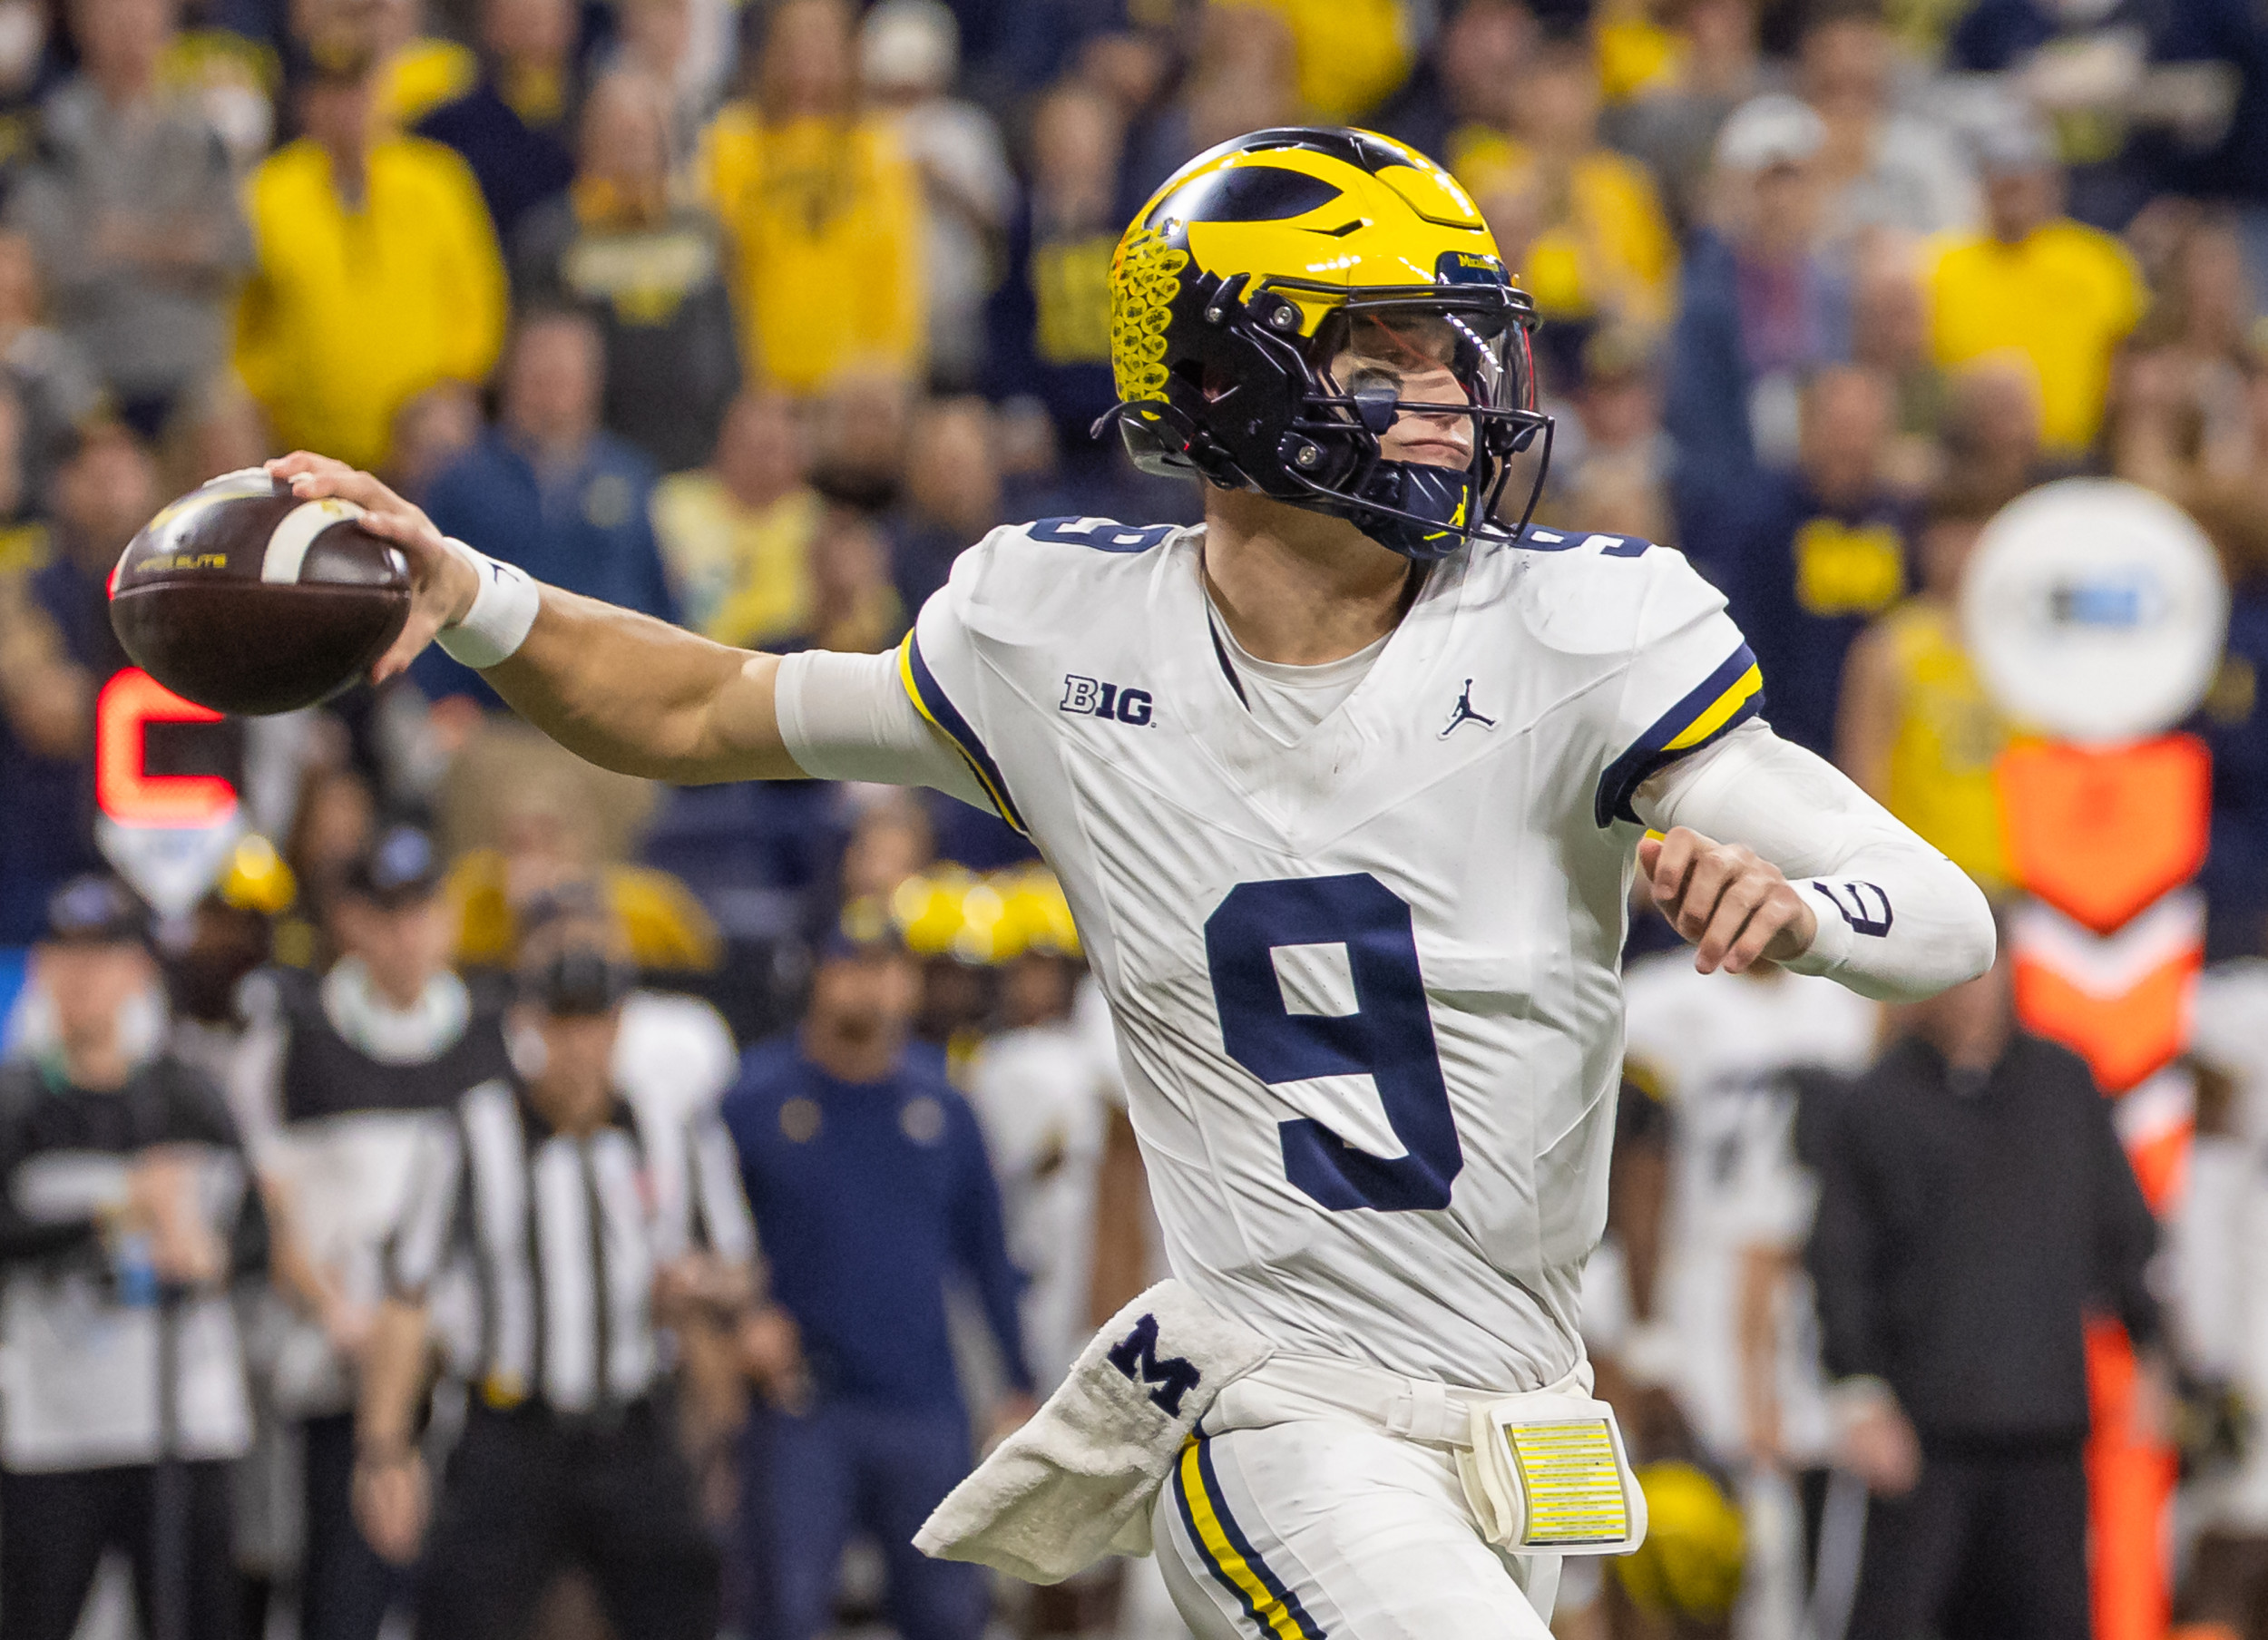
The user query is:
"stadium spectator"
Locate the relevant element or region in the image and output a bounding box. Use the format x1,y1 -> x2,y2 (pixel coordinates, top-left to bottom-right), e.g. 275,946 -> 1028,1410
885,395 -> 1002,616
414,308 -> 676,702
1798,2 -> 1978,250
0,421 -> 153,943
381,381 -> 482,504
1807,948 -> 2163,1640
982,79 -> 1124,489
701,0 -> 924,395
1717,365 -> 1908,759
860,0 -> 1015,393
1455,35 -> 1679,343
804,500 -> 906,654
1604,0 -> 1773,234
1217,0 -> 1413,125
806,364 -> 913,512
5,0 -> 250,439
2110,208 -> 2259,497
230,827 -> 512,1640
1376,0 -> 1535,166
1549,320 -> 1671,520
0,231 -> 105,513
354,926 -> 757,1640
0,875 -> 268,1640
1921,114 -> 2144,459
604,0 -> 730,160
2156,0 -> 2268,300
1947,0 -> 2183,231
1834,473 -> 2012,895
442,747 -> 721,976
2193,425 -> 2268,960
721,911 -> 1034,1640
1666,93 -> 1847,511
234,49 -> 506,473
1941,350 -> 2064,500
1850,239 -> 1947,494
651,389 -> 823,649
411,0 -> 578,245
513,68 -> 738,473
1130,2 -> 1300,188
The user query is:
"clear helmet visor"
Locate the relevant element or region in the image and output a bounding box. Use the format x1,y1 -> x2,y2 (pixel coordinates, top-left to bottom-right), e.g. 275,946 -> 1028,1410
1308,298 -> 1537,429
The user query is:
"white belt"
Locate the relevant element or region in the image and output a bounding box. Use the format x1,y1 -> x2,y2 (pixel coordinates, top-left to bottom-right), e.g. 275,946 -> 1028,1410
1203,1352 -> 1593,1448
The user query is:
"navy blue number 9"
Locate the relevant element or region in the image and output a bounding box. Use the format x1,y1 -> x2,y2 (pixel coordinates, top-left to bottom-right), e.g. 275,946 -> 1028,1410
1204,874 -> 1463,1212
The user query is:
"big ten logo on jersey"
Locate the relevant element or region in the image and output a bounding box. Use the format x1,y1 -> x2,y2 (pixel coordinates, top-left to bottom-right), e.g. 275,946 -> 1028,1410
1062,675 -> 1155,726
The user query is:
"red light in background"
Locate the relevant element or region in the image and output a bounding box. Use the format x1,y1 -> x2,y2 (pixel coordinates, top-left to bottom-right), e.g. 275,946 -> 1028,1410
94,669 -> 236,825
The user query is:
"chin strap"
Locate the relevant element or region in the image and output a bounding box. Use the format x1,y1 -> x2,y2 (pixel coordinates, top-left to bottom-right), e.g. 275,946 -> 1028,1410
1341,460 -> 1481,562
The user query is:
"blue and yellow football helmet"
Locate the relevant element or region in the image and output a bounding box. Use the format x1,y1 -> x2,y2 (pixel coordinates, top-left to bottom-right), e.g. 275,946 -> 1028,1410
1102,127 -> 1551,560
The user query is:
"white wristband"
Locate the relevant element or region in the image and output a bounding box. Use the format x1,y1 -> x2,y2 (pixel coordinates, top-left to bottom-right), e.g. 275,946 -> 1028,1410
434,539 -> 540,669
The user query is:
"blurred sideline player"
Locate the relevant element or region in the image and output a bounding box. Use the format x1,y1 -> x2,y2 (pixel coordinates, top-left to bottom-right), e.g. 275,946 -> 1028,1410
273,125 -> 1993,1638
959,869 -> 1112,1393
228,826 -> 513,1640
1616,954 -> 1876,1639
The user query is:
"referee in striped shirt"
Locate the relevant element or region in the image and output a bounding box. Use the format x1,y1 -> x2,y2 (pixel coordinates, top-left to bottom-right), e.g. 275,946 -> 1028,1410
349,927 -> 758,1640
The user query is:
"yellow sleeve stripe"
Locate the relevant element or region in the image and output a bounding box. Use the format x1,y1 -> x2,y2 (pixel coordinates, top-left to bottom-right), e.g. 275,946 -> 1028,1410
1594,643 -> 1767,827
1171,1437 -> 1325,1640
1664,661 -> 1763,754
897,631 -> 1027,835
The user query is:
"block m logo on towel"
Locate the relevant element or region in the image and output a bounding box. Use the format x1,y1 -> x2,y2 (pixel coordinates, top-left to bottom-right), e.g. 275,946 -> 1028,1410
1108,1314 -> 1202,1416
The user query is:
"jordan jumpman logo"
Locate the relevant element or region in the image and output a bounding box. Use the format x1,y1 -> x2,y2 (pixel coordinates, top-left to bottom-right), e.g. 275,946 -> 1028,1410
1439,678 -> 1497,738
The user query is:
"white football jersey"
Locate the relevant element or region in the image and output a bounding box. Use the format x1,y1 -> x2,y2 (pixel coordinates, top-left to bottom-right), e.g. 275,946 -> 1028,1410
1620,958 -> 1879,1461
904,516 -> 1763,1390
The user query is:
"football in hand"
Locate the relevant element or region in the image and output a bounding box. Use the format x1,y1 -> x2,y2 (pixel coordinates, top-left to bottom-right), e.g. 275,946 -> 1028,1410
109,469 -> 412,716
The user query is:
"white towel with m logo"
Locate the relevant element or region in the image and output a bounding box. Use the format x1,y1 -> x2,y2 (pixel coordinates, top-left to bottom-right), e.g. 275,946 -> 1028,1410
914,1280 -> 1275,1583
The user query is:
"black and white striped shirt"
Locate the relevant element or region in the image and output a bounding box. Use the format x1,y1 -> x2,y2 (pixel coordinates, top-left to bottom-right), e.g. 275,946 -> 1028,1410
386,1078 -> 757,1414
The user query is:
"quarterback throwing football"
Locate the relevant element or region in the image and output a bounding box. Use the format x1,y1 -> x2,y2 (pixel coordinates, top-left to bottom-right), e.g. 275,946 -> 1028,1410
278,129 -> 1991,1637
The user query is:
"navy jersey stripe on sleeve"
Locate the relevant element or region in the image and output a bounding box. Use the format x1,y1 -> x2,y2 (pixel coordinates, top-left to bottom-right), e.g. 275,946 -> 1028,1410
1593,645 -> 1765,827
898,631 -> 1028,835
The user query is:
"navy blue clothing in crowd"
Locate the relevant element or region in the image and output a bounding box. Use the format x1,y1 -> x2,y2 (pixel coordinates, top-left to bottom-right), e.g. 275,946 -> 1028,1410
2201,586 -> 2268,959
413,429 -> 677,704
415,79 -> 576,248
1713,472 -> 1911,761
0,545 -> 119,942
720,1040 -> 1032,1413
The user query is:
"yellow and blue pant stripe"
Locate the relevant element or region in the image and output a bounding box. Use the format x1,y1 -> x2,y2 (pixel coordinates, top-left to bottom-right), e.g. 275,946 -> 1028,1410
1593,643 -> 1765,825
1171,1435 -> 1327,1640
897,630 -> 1028,834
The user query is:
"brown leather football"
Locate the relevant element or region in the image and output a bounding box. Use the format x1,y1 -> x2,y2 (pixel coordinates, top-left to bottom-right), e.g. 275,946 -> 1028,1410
108,470 -> 411,716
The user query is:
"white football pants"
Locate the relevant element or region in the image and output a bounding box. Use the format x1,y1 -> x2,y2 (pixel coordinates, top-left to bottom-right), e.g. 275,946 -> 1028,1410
1150,1415 -> 1559,1640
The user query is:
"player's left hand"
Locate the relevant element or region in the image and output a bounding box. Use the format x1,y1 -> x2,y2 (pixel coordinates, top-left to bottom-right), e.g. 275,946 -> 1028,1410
265,452 -> 474,685
1639,826 -> 1818,976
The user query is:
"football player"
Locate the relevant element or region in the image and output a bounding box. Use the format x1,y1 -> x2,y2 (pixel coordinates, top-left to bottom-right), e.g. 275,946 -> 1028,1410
271,128 -> 1992,1639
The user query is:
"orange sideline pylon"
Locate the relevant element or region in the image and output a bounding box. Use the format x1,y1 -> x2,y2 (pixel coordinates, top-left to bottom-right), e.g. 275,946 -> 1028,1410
1997,737 -> 2210,934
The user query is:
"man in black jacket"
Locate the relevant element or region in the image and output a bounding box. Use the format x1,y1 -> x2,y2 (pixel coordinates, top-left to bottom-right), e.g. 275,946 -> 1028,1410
1805,946 -> 2161,1640
0,874 -> 269,1640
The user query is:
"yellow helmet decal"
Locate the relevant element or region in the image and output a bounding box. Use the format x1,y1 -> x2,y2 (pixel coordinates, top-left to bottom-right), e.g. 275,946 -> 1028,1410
1108,129 -> 1509,405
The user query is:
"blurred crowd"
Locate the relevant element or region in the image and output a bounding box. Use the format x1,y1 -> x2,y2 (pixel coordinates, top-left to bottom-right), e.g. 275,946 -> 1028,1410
0,0 -> 2266,1635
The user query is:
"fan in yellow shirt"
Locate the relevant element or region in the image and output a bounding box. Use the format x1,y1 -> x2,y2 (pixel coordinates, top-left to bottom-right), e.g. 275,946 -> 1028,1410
651,391 -> 825,650
699,0 -> 924,395
233,56 -> 507,473
1452,40 -> 1677,329
1922,122 -> 2142,455
1210,0 -> 1413,122
1836,473 -> 2015,893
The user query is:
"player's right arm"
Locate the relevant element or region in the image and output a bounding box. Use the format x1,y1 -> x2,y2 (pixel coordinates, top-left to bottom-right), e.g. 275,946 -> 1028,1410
269,453 -> 962,791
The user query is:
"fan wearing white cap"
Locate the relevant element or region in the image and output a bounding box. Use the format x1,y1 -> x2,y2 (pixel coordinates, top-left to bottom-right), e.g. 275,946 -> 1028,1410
1665,93 -> 1846,492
